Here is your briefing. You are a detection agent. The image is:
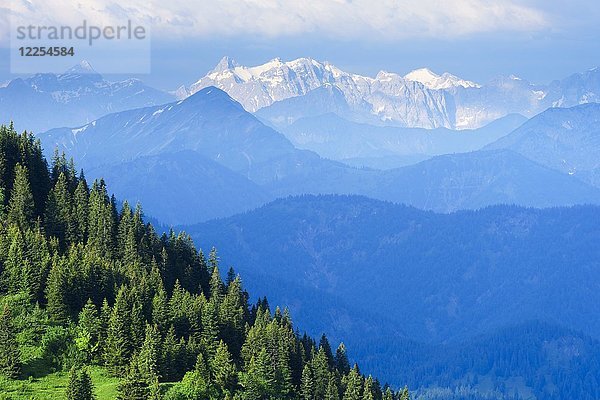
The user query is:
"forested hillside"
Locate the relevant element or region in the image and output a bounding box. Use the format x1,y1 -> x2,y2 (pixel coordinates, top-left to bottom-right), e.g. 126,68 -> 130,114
0,123 -> 404,400
187,195 -> 600,398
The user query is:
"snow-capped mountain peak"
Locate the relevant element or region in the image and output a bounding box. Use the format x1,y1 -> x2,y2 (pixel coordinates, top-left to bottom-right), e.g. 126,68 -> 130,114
181,57 -> 600,130
64,60 -> 97,75
186,57 -> 458,128
404,68 -> 439,84
375,70 -> 402,82
212,56 -> 240,73
404,67 -> 480,90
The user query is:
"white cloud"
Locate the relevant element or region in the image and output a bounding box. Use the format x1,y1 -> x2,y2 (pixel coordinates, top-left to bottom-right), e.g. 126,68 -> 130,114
2,0 -> 549,44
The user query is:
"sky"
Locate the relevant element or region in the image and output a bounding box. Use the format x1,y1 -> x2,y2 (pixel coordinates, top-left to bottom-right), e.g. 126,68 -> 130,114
1,0 -> 599,90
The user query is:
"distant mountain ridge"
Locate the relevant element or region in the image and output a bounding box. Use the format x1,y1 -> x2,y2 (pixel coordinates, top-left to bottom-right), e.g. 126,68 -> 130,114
276,112 -> 528,166
0,61 -> 173,132
182,57 -> 600,129
485,102 -> 600,188
39,88 -> 600,224
186,195 -> 600,393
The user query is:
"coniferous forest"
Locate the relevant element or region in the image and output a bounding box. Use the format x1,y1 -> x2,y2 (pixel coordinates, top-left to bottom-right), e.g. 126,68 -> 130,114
0,123 -> 408,399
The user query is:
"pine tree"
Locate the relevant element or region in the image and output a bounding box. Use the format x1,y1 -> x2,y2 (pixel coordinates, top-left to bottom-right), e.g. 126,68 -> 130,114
301,364 -> 315,400
87,179 -> 115,258
363,375 -> 375,400
46,255 -> 71,323
312,347 -> 330,399
383,387 -> 394,400
319,334 -> 334,369
335,343 -> 350,375
160,325 -> 186,382
240,348 -> 275,400
76,299 -> 101,363
66,367 -> 95,400
148,376 -> 162,400
342,365 -> 363,400
211,340 -> 236,395
73,176 -> 89,243
0,305 -> 21,379
138,324 -> 161,382
45,172 -> 74,248
399,386 -> 411,400
7,163 -> 35,229
326,374 -> 340,400
151,286 -> 170,333
220,275 -> 247,358
209,263 -> 225,304
105,286 -> 133,373
117,357 -> 150,400
201,299 -> 220,358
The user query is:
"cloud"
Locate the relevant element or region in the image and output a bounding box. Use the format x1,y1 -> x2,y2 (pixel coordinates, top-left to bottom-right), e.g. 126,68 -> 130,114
2,0 -> 549,45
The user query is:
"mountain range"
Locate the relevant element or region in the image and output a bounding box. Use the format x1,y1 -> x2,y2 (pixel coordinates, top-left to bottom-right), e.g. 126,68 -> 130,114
486,102 -> 600,188
39,88 -> 600,224
0,61 -> 173,133
185,195 -> 600,397
181,57 -> 600,130
276,112 -> 528,167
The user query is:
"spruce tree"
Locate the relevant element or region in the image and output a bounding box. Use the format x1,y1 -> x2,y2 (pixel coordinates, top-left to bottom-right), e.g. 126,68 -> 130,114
335,343 -> 350,375
226,267 -> 236,287
105,286 -> 133,373
301,364 -> 315,400
312,347 -> 330,399
399,386 -> 411,400
201,299 -> 220,358
98,298 -> 111,360
0,186 -> 5,220
138,324 -> 161,382
220,275 -> 247,358
363,375 -> 375,400
87,179 -> 115,258
209,264 -> 225,304
342,365 -> 363,400
117,357 -> 150,400
151,286 -> 170,333
326,374 -> 340,400
7,163 -> 35,229
160,325 -> 184,382
148,376 -> 162,400
46,255 -> 71,323
73,176 -> 89,243
240,348 -> 275,400
383,387 -> 395,400
76,299 -> 101,363
45,172 -> 74,248
319,334 -> 334,369
0,305 -> 21,379
66,367 -> 95,400
174,353 -> 215,399
2,225 -> 31,295
211,340 -> 237,395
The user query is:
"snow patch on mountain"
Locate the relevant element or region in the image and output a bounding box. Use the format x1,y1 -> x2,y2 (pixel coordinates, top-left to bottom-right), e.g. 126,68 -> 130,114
186,57 -> 463,128
404,68 -> 480,90
177,58 -> 598,130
